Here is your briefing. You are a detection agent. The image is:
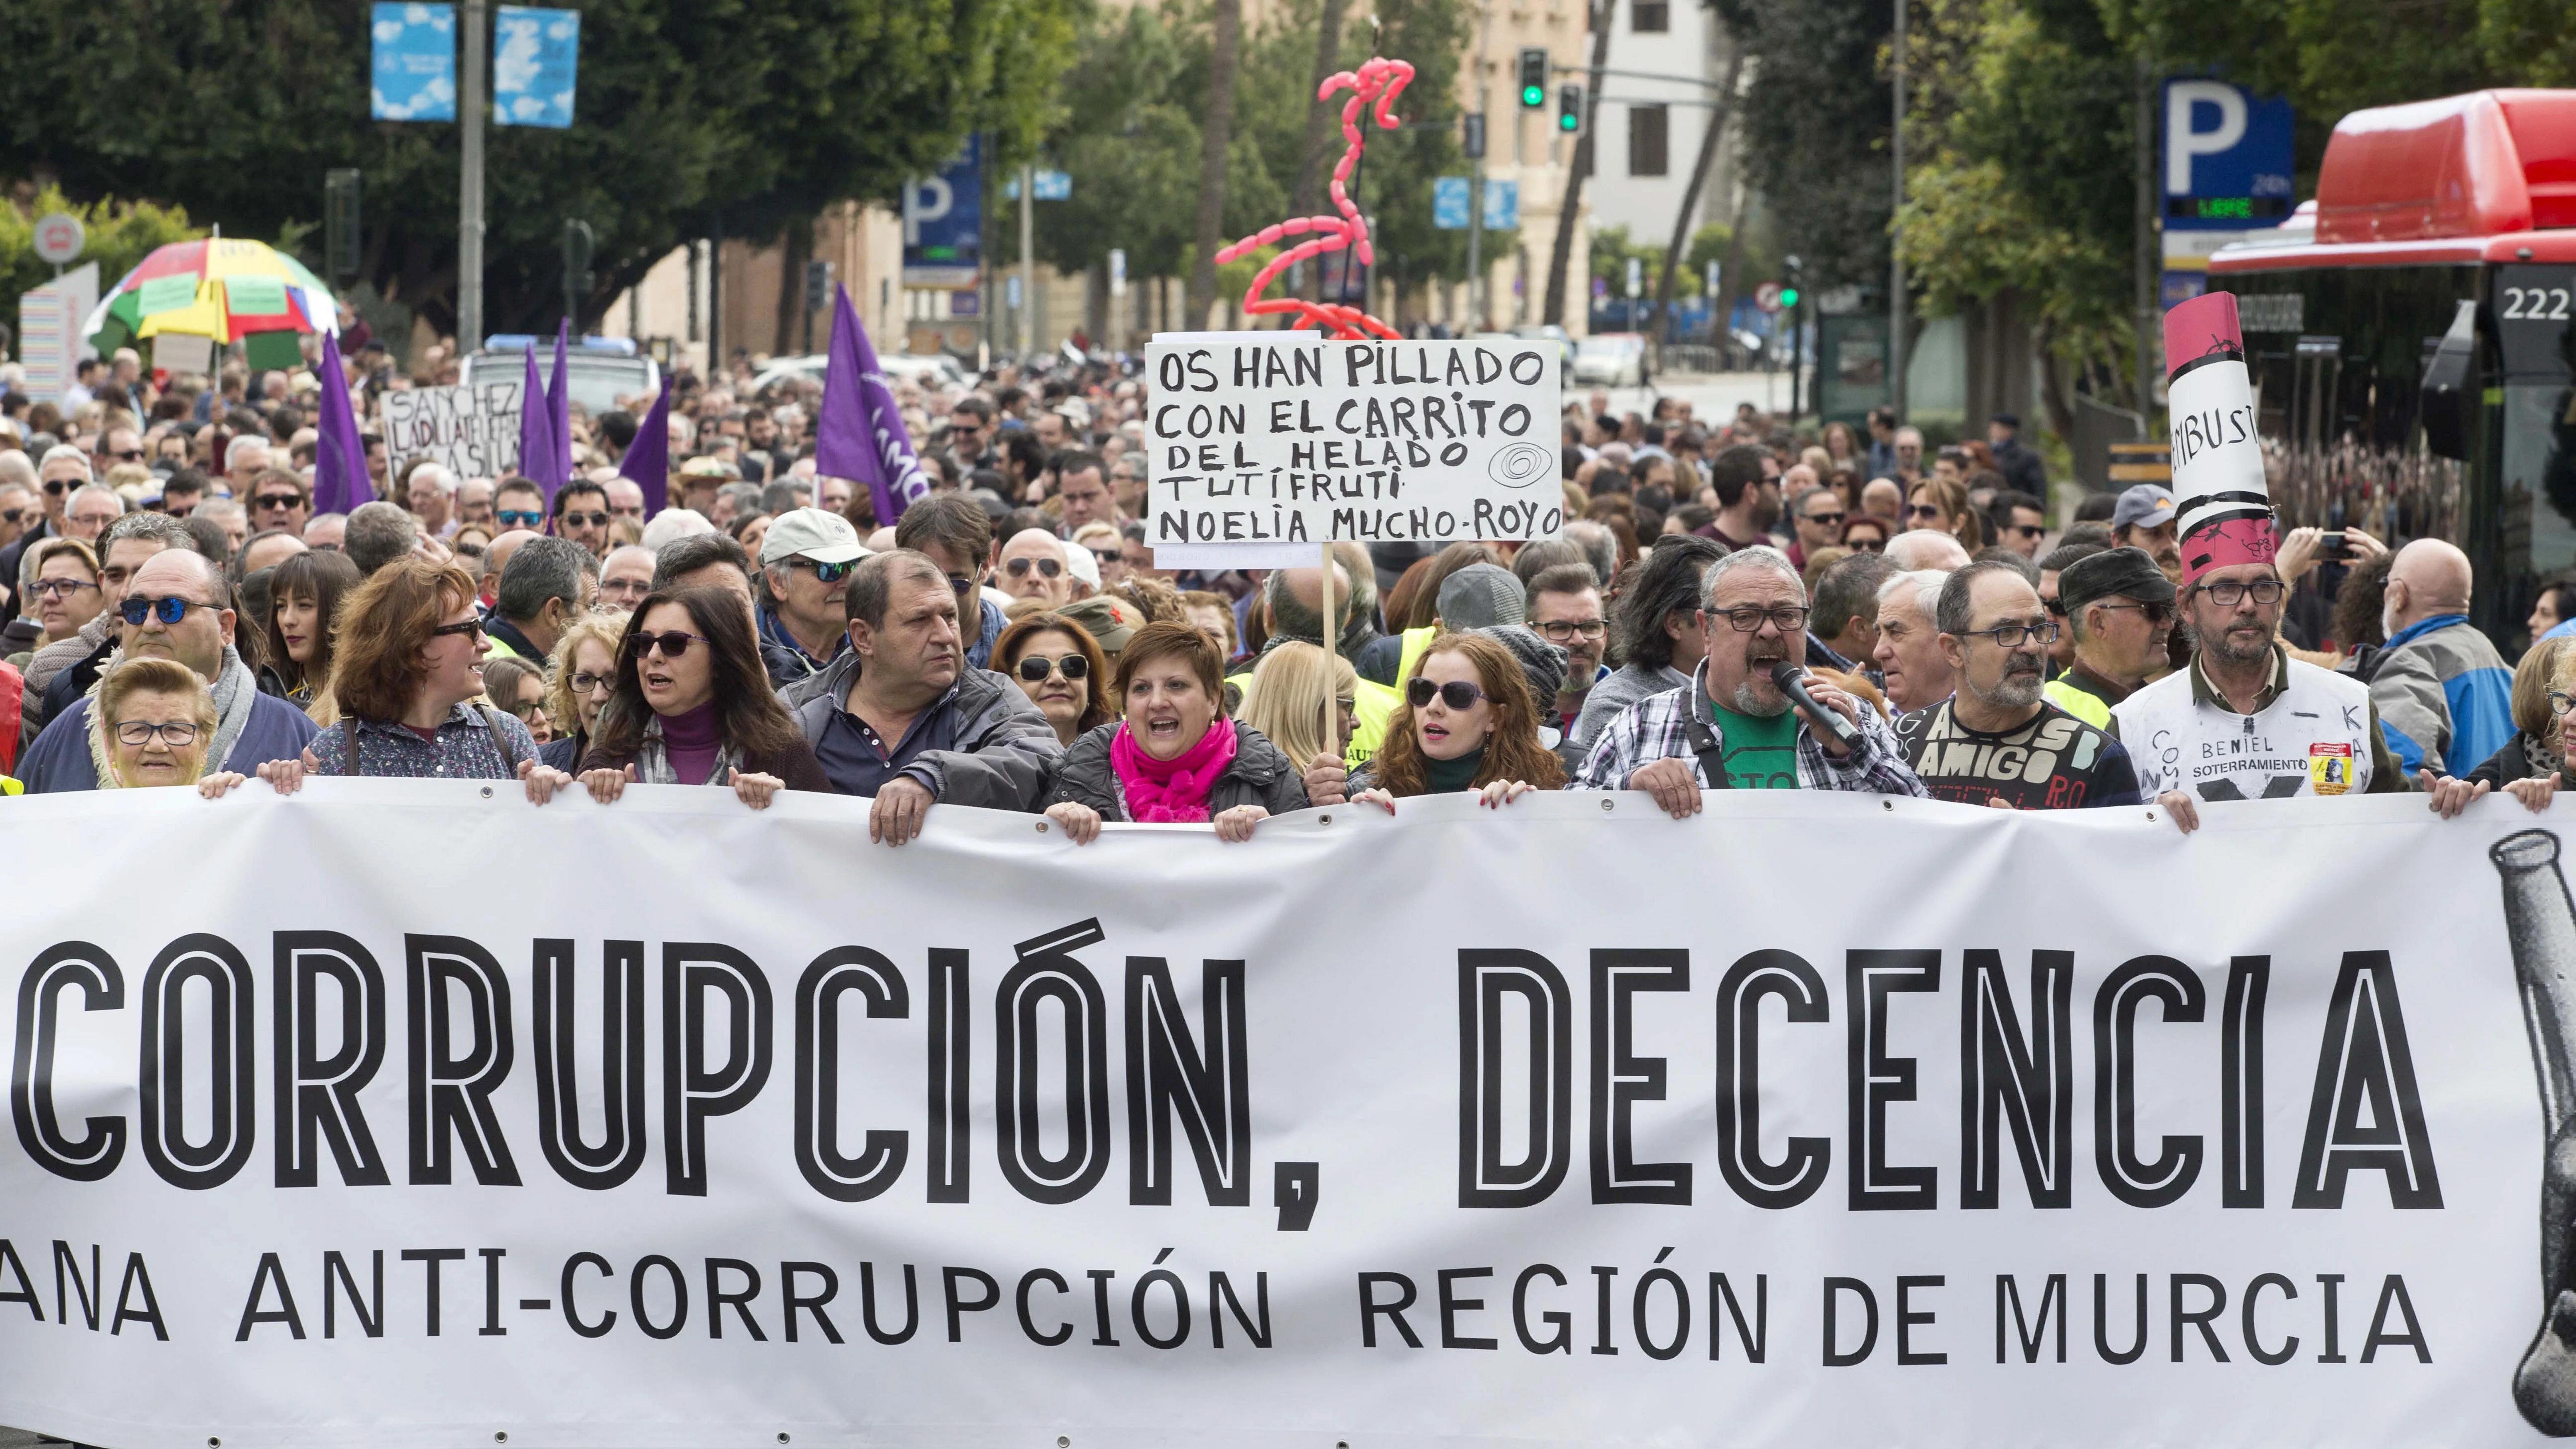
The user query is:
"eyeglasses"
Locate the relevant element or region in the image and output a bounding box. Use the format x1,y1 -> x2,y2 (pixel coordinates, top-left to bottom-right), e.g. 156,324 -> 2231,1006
255,492 -> 303,510
2091,600 -> 2173,625
31,578 -> 96,600
2195,579 -> 2287,608
568,671 -> 614,695
429,618 -> 486,642
118,596 -> 210,626
947,573 -> 978,598
1959,620 -> 2060,648
496,509 -> 545,527
1709,605 -> 1812,633
1017,653 -> 1091,682
1534,618 -> 1607,643
1804,509 -> 1848,527
1905,503 -> 1945,521
1005,557 -> 1064,579
0,509 -> 21,524
113,720 -> 200,748
1846,536 -> 1884,553
788,557 -> 855,584
41,480 -> 71,495
2551,691 -> 2576,718
2007,523 -> 2047,540
558,511 -> 611,529
624,630 -> 710,658
1407,677 -> 1489,710
108,448 -> 145,463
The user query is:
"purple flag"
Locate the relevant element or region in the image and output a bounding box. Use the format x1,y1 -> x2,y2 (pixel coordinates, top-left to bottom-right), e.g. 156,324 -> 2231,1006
546,319 -> 573,487
620,374 -> 673,517
814,285 -> 928,524
516,347 -> 558,495
311,330 -> 374,515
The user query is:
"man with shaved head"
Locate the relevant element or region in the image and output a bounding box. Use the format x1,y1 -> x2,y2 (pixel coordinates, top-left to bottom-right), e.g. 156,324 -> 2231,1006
2371,536 -> 2512,779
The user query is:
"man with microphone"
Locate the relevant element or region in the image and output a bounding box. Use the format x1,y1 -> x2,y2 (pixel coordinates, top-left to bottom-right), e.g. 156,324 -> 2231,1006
1892,559 -> 2143,808
1574,545 -> 1928,813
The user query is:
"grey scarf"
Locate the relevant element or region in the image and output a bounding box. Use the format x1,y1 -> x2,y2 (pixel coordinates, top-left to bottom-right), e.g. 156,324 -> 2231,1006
206,646 -> 258,772
629,711 -> 741,786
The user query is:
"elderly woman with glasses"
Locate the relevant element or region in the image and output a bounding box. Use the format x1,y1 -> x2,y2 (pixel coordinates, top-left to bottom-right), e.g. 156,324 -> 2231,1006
537,610 -> 630,772
260,557 -> 572,801
576,586 -> 831,808
85,657 -> 258,796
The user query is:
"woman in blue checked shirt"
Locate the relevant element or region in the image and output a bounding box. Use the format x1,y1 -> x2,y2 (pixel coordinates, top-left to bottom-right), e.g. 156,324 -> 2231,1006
256,558 -> 574,804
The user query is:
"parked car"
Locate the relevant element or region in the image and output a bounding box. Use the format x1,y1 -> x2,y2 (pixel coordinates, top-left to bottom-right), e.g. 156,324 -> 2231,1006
1511,323 -> 1575,386
1572,332 -> 1647,387
462,335 -> 659,415
749,351 -> 969,397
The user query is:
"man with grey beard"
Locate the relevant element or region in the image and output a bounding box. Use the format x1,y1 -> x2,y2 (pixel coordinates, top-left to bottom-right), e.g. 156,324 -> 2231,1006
1892,559 -> 2143,809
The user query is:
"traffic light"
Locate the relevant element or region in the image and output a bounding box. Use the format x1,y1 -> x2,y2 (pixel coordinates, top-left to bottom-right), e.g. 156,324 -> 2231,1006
324,169 -> 361,282
1517,48 -> 1547,108
1779,254 -> 1803,310
561,219 -> 595,321
804,259 -> 834,314
1558,84 -> 1583,133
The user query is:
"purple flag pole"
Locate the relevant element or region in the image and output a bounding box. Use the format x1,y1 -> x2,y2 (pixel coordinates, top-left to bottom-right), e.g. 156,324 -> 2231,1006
517,348 -> 558,500
814,285 -> 929,525
547,319 -> 573,485
312,329 -> 373,515
620,374 -> 673,518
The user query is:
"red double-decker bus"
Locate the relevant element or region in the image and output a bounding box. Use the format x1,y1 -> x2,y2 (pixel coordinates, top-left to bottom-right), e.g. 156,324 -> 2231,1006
2208,89 -> 2576,645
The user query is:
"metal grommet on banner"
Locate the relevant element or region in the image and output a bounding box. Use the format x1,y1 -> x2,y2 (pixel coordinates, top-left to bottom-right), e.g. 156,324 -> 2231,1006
495,1435 -> 508,1444
1058,1438 -> 1072,1448
1318,813 -> 1332,825
480,785 -> 494,799
1600,798 -> 1613,811
1882,800 -> 1893,811
1035,820 -> 1048,833
207,1439 -> 220,1447
778,1436 -> 791,1444
2145,810 -> 2157,821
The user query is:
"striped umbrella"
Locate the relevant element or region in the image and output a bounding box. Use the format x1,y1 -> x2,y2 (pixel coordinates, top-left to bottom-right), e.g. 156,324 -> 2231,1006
82,236 -> 340,371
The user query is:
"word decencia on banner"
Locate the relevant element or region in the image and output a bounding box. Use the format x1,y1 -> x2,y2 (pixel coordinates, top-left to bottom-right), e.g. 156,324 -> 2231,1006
1214,56 -> 1415,341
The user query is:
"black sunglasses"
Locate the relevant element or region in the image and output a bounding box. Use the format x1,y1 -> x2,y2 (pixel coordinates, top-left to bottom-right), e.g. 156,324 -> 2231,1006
1017,653 -> 1090,682
255,492 -> 304,510
108,448 -> 145,463
1005,557 -> 1063,579
623,629 -> 709,658
1407,677 -> 1487,710
558,511 -> 611,528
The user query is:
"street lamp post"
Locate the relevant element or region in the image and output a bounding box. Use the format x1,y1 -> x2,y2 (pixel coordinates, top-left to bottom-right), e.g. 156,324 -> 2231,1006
459,0 -> 487,349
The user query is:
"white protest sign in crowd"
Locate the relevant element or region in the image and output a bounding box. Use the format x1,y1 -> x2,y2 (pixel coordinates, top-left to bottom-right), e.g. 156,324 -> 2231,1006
0,784 -> 2570,1449
1144,333 -> 1563,564
382,380 -> 525,478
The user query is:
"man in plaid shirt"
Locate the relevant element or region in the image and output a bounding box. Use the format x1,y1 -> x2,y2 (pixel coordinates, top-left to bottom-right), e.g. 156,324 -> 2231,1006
1574,547 -> 1928,812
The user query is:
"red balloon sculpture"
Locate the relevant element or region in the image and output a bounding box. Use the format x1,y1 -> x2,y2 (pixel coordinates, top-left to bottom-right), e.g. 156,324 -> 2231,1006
1213,56 -> 1414,341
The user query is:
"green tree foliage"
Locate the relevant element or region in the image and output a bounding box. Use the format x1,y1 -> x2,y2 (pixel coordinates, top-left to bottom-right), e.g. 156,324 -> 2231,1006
1729,0 -> 1894,292
0,0 -> 1075,337
0,188 -> 204,316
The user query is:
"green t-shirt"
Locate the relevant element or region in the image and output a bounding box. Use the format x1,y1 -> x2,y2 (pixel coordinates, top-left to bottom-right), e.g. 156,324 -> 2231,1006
1701,697 -> 1802,789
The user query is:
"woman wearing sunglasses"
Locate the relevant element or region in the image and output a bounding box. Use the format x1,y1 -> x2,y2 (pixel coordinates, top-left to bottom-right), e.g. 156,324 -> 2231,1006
1042,621 -> 1309,844
1902,476 -> 1986,551
995,611 -> 1112,747
536,610 -> 630,772
576,586 -> 830,809
1347,632 -> 1565,811
85,657 -> 255,796
265,558 -> 572,803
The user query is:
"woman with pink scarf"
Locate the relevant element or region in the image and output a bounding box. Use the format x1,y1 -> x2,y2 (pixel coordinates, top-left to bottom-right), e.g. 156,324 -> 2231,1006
1043,621 -> 1309,844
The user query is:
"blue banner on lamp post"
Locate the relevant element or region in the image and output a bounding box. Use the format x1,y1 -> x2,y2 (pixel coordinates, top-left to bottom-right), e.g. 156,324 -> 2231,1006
370,2 -> 458,121
492,5 -> 579,128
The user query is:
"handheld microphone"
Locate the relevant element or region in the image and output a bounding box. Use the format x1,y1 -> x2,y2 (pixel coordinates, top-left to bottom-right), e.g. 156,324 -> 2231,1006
1769,661 -> 1862,750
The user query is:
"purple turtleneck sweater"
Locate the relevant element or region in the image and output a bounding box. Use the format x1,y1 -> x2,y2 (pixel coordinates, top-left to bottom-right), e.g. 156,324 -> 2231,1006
662,700 -> 722,785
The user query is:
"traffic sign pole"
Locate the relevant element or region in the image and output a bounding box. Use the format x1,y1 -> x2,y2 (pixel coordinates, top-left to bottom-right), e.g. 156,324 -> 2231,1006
460,0 -> 487,350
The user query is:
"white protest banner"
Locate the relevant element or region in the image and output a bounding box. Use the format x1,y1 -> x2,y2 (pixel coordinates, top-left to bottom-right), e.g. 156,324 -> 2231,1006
17,263 -> 98,407
1144,332 -> 1562,569
383,380 -> 523,477
0,783 -> 2568,1449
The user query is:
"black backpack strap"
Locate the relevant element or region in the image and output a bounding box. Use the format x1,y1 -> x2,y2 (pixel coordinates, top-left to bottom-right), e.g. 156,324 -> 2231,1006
1683,711 -> 1732,790
480,705 -> 519,775
339,716 -> 360,776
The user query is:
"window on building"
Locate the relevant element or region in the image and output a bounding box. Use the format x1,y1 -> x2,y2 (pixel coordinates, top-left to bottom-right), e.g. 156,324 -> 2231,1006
1629,104 -> 1669,177
1633,0 -> 1669,29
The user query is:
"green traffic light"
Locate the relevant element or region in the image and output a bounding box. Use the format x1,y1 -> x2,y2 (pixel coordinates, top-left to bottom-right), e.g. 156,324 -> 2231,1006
1779,287 -> 1800,309
1522,85 -> 1544,106
1558,111 -> 1578,133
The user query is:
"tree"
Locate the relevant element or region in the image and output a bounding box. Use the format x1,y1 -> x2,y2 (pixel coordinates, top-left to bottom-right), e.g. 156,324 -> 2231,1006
0,188 -> 202,322
1730,0 -> 1894,293
0,0 -> 1075,340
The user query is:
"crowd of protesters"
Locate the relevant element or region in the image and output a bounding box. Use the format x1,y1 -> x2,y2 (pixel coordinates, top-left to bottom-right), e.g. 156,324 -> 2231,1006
0,337 -> 2543,837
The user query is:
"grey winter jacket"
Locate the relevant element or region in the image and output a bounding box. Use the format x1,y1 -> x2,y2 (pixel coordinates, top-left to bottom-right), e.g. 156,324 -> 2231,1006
786,649 -> 1063,810
1045,721 -> 1310,820
1570,660 -> 1689,751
